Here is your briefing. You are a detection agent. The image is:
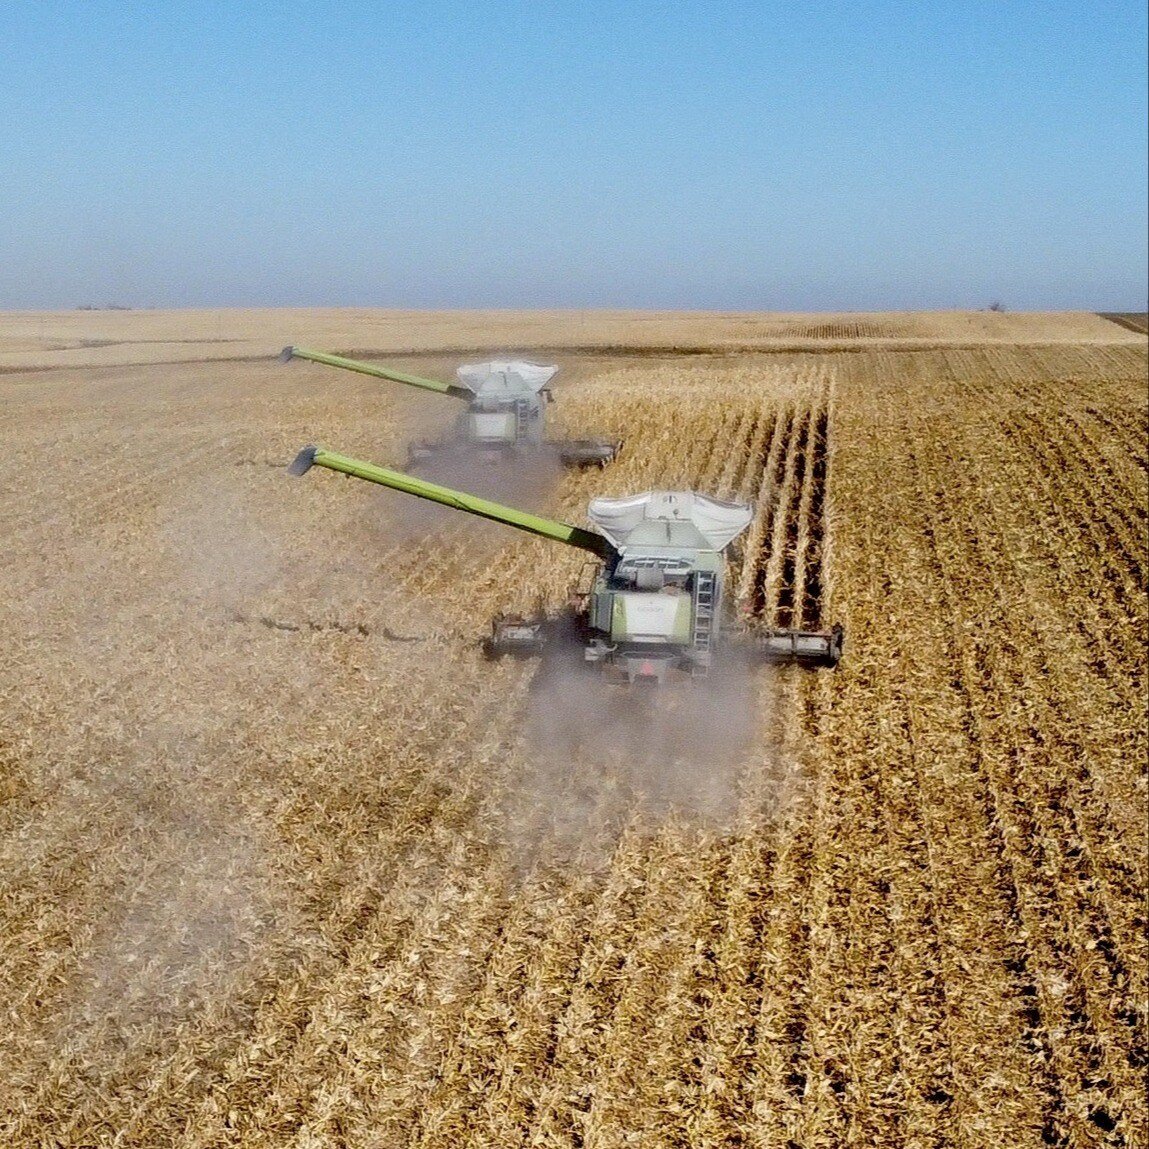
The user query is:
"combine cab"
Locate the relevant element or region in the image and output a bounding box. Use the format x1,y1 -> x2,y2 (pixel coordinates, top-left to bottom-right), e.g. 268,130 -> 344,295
280,347 -> 621,467
289,446 -> 844,679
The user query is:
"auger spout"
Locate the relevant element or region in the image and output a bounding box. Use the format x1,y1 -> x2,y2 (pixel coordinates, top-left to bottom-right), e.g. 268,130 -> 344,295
289,446 -> 614,560
280,346 -> 471,398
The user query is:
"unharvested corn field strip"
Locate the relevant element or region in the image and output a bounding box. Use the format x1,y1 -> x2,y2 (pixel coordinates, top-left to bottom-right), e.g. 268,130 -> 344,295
0,313 -> 1145,1147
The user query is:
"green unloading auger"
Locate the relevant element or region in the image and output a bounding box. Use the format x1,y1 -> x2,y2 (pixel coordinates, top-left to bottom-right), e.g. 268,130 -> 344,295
279,346 -> 472,399
288,446 -> 615,560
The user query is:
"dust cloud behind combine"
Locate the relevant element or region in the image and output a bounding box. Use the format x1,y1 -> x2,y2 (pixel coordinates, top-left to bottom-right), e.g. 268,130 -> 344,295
4,459 -> 304,1079
507,655 -> 766,870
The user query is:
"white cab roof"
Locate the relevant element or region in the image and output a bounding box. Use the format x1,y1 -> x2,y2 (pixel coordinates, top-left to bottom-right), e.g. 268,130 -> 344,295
455,360 -> 558,396
587,491 -> 753,552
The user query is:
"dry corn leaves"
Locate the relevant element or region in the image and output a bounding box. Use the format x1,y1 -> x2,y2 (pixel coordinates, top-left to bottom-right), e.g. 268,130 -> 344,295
0,319 -> 1145,1147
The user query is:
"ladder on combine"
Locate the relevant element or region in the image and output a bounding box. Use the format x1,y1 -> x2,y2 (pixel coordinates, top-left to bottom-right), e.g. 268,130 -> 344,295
690,571 -> 717,678
514,399 -> 530,443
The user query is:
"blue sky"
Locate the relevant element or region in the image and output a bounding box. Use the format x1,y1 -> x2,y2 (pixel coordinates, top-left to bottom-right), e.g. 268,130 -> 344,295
2,2 -> 1145,310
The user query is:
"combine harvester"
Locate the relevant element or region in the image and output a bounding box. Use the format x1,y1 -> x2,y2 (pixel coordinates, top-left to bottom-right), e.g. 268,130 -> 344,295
289,446 -> 843,683
280,346 -> 621,467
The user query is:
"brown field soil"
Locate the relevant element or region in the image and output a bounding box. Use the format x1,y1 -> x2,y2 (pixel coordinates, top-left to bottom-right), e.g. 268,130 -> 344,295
0,311 -> 1145,1147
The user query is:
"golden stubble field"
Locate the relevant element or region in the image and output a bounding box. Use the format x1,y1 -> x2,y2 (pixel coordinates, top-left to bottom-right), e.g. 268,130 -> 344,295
0,309 -> 1145,1147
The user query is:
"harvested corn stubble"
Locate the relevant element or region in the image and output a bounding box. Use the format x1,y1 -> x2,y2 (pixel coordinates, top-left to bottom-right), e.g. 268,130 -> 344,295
0,309 -> 1144,1148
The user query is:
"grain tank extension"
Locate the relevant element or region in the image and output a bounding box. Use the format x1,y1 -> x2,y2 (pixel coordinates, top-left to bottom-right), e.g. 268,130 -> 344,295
280,346 -> 620,467
289,445 -> 843,681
